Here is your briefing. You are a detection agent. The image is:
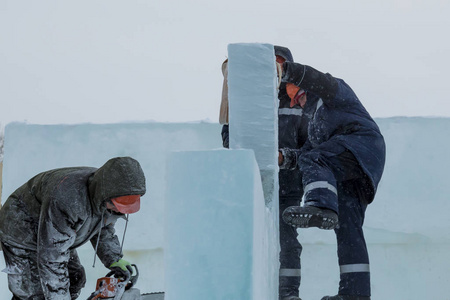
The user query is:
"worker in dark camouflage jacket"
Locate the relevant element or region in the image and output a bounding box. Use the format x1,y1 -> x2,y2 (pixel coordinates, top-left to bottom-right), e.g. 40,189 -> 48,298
0,156 -> 146,300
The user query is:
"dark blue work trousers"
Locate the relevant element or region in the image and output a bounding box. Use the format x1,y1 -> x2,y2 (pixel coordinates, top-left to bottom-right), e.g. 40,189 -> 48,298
299,149 -> 371,297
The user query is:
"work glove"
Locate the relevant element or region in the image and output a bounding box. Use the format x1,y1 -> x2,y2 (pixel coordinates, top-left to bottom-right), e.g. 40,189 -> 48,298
279,148 -> 298,170
109,259 -> 133,281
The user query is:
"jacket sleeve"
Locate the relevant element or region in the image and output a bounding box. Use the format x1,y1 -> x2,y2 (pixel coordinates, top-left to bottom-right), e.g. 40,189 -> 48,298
37,199 -> 81,300
282,62 -> 339,102
221,124 -> 230,149
279,138 -> 313,170
90,219 -> 123,268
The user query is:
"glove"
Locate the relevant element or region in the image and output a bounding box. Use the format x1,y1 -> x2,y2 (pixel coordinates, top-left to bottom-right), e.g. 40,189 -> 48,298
279,148 -> 299,170
109,259 -> 133,281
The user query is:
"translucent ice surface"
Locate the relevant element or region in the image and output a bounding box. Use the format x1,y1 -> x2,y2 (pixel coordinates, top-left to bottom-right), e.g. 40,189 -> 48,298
1,115 -> 450,299
227,43 -> 279,206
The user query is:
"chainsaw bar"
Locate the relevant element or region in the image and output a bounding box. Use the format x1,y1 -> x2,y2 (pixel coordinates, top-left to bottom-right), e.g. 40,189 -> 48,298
141,292 -> 165,300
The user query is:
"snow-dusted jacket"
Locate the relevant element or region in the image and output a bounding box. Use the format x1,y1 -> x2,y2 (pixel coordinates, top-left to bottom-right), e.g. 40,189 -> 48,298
281,62 -> 386,202
0,157 -> 146,299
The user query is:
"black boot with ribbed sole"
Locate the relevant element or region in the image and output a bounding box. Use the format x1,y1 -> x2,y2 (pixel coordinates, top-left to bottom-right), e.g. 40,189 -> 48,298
282,206 -> 338,230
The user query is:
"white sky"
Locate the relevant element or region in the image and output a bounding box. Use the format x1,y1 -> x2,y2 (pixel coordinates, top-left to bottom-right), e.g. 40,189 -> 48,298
1,0 -> 449,126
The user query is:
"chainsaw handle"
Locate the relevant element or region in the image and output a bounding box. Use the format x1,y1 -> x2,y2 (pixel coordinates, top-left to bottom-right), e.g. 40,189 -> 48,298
127,264 -> 139,289
105,264 -> 139,289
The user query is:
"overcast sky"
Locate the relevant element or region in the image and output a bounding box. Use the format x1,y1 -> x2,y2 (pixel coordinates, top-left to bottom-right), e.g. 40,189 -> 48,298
1,0 -> 449,126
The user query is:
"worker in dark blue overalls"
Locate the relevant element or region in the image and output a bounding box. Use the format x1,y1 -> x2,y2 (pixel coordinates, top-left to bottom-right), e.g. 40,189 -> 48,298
278,61 -> 386,300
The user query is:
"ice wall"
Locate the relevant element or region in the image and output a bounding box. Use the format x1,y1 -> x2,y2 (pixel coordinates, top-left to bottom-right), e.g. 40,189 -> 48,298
1,117 -> 450,299
1,122 -> 222,249
165,150 -> 266,299
368,117 -> 450,241
296,117 -> 450,299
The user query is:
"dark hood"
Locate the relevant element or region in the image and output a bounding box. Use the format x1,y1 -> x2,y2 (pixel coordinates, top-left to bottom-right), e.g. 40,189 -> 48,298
274,45 -> 294,62
88,157 -> 146,214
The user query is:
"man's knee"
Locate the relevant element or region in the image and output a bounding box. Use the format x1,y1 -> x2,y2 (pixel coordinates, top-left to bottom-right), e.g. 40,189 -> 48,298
299,150 -> 322,166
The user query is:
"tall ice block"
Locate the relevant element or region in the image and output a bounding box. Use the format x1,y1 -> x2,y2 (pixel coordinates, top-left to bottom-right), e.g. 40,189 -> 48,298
165,150 -> 276,300
227,43 -> 279,206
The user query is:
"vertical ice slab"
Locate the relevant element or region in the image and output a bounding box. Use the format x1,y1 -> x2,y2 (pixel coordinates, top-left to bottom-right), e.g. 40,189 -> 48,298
165,149 -> 273,300
227,43 -> 279,206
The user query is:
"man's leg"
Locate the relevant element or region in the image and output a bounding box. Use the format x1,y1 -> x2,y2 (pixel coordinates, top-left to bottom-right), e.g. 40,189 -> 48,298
334,181 -> 370,297
279,197 -> 302,299
68,249 -> 86,299
1,242 -> 44,299
283,150 -> 365,229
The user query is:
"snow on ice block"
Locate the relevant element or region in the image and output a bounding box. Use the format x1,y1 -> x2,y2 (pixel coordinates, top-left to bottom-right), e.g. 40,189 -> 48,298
165,149 -> 275,300
227,43 -> 278,206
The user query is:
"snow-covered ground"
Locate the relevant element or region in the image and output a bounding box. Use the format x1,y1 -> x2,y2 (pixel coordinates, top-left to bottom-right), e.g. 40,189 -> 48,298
1,117 -> 450,299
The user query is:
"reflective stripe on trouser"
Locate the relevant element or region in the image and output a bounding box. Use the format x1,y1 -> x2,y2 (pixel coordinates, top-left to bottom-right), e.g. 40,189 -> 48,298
303,179 -> 338,212
340,264 -> 370,274
304,181 -> 337,195
279,268 -> 301,299
280,268 -> 301,277
299,151 -> 339,212
335,181 -> 371,297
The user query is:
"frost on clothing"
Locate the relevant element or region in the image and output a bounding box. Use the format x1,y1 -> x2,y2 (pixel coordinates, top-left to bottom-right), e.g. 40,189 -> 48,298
281,62 -> 386,202
0,157 -> 146,299
280,62 -> 386,297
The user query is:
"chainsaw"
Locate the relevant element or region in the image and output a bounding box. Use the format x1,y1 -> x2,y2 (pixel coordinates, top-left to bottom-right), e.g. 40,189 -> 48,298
86,264 -> 140,300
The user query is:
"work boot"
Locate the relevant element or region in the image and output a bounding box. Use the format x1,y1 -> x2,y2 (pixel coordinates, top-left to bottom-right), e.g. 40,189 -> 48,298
281,296 -> 302,300
282,205 -> 338,230
321,295 -> 370,300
